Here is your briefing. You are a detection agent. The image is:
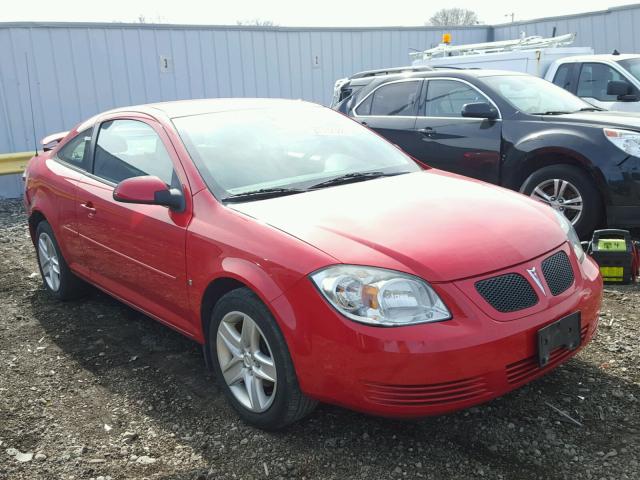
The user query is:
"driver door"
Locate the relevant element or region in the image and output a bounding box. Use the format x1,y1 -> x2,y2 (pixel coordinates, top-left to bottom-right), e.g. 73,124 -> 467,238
75,115 -> 194,334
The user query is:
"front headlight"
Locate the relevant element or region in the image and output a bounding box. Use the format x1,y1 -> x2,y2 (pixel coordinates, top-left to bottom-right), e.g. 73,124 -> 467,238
310,265 -> 451,326
553,210 -> 585,263
604,128 -> 640,157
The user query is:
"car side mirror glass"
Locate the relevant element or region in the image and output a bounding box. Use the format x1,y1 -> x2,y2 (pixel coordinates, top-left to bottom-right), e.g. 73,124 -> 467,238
113,176 -> 184,212
606,80 -> 637,100
461,102 -> 499,119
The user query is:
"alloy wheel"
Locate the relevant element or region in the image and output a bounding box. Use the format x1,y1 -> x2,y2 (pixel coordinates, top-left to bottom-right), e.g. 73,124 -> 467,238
529,178 -> 583,226
37,232 -> 61,291
216,311 -> 277,413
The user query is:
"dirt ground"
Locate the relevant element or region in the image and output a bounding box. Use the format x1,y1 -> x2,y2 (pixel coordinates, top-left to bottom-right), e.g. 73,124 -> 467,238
0,198 -> 639,480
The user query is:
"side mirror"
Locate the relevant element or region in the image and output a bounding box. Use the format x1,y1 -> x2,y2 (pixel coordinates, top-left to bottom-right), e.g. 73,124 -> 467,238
113,176 -> 184,212
461,102 -> 499,119
607,80 -> 638,101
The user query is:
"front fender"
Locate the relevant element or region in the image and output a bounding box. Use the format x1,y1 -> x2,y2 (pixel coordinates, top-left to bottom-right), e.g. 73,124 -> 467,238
501,128 -> 608,193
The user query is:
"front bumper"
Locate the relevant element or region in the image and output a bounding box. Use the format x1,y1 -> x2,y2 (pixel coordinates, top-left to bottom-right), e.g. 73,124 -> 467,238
271,244 -> 603,417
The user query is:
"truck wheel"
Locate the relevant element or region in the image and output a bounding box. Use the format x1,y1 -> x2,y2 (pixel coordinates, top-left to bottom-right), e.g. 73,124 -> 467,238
209,288 -> 317,430
35,221 -> 88,300
520,165 -> 602,238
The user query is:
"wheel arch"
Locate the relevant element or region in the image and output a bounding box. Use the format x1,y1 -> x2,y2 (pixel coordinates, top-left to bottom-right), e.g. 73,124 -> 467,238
28,209 -> 48,244
200,276 -> 248,338
503,147 -> 610,205
197,261 -> 302,370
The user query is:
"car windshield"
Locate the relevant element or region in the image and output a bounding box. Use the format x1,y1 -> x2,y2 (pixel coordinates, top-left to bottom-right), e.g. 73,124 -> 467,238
173,105 -> 419,199
480,75 -> 591,114
617,58 -> 640,83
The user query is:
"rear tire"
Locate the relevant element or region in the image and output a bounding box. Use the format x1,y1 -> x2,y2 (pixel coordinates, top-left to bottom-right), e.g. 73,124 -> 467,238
35,221 -> 88,300
520,165 -> 602,238
209,288 -> 317,430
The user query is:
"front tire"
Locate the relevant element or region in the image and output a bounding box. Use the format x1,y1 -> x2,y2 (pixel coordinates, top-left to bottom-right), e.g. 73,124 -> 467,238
35,221 -> 87,300
209,288 -> 317,430
520,165 -> 602,238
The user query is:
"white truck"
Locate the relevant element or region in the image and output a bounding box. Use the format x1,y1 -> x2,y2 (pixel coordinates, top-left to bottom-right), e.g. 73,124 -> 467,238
410,34 -> 640,112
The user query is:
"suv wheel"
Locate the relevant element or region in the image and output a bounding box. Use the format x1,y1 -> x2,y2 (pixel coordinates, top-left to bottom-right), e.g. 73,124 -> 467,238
209,288 -> 317,430
520,165 -> 602,238
35,221 -> 88,300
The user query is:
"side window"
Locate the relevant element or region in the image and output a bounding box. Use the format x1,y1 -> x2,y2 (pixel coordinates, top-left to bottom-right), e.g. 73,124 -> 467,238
356,81 -> 421,116
93,119 -> 178,187
552,64 -> 573,90
577,63 -> 626,101
424,80 -> 490,118
57,129 -> 92,168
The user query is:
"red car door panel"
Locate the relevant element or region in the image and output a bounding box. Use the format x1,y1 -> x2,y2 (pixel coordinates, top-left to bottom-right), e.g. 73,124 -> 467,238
75,116 -> 194,335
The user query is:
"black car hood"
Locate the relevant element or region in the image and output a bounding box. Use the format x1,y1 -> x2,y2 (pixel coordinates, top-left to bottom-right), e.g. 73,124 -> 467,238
542,111 -> 640,131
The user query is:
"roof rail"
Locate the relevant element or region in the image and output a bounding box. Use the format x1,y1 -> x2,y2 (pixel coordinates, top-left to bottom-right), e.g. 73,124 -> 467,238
349,65 -> 433,79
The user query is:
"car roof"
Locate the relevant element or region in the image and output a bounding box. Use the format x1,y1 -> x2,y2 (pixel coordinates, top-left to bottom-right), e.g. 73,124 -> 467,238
105,98 -> 321,119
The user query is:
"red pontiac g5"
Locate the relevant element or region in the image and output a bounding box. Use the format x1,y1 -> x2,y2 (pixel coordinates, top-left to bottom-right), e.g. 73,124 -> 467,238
23,99 -> 602,429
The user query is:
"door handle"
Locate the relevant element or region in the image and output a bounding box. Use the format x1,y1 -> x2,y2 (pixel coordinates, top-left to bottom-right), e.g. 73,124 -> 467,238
360,121 -> 368,126
417,127 -> 435,137
80,202 -> 96,216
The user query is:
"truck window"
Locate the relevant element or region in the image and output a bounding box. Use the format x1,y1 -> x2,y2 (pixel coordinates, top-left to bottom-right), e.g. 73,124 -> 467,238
617,58 -> 640,83
577,63 -> 626,101
552,64 -> 574,90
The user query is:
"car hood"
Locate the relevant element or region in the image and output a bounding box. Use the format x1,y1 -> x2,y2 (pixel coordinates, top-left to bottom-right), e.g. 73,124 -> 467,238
543,111 -> 640,130
229,170 -> 566,282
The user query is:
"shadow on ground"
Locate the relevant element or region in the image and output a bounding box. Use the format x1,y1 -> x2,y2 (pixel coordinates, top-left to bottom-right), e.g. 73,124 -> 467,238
24,284 -> 640,480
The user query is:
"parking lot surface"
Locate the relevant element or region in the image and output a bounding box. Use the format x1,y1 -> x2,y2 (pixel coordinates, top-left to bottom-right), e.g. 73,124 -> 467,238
1,199 -> 639,480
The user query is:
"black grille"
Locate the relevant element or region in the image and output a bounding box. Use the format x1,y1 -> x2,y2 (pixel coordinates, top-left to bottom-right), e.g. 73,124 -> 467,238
541,251 -> 574,296
475,274 -> 538,313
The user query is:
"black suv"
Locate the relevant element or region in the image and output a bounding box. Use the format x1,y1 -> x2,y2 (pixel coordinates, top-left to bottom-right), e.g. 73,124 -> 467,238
332,68 -> 640,237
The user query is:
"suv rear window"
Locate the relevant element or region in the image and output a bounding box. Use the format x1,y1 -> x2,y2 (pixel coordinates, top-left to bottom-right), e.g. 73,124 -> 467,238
356,81 -> 421,116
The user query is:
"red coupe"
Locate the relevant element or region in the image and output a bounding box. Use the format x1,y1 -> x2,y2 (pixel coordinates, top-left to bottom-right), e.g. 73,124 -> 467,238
23,99 -> 602,429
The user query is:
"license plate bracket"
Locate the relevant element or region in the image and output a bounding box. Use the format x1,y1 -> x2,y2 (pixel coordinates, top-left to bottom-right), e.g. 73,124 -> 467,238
537,312 -> 581,367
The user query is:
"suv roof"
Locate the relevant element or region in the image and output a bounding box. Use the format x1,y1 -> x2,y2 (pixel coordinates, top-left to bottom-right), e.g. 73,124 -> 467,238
332,68 -> 528,107
345,68 -> 526,87
348,66 -> 434,79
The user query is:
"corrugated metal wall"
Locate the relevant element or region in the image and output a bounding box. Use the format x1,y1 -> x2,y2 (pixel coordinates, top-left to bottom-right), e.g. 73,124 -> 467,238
493,4 -> 640,53
0,22 -> 488,155
1,4 -> 640,175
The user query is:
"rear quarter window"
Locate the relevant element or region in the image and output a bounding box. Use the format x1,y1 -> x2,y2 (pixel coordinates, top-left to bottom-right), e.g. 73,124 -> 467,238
56,129 -> 92,169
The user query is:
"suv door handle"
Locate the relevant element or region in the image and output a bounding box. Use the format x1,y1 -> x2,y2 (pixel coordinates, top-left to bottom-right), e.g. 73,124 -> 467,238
417,127 -> 435,136
80,202 -> 96,216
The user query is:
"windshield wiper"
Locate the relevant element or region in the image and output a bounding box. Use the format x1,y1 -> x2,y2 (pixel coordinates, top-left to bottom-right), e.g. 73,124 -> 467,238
575,106 -> 605,112
223,187 -> 305,203
531,110 -> 572,115
308,171 -> 407,190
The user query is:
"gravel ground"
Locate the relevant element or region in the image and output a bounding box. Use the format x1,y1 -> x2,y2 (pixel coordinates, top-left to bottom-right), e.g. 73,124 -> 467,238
1,198 -> 639,480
